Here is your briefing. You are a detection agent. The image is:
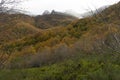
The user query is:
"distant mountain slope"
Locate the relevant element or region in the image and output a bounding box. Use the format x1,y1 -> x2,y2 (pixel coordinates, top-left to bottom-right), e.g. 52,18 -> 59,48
34,10 -> 78,29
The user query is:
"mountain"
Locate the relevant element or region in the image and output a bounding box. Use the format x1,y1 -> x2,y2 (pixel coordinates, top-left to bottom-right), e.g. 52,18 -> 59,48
0,11 -> 78,44
34,10 -> 78,29
0,2 -> 120,80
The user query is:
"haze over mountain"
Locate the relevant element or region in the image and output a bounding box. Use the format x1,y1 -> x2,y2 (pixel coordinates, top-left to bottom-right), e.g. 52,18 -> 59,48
64,5 -> 109,18
19,4 -> 111,19
80,5 -> 110,18
21,0 -> 120,15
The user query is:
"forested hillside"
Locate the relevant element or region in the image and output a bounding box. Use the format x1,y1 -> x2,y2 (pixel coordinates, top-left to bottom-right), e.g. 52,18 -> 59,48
0,1 -> 120,80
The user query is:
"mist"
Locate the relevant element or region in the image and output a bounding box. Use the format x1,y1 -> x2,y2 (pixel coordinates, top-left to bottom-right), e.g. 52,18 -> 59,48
21,0 -> 120,15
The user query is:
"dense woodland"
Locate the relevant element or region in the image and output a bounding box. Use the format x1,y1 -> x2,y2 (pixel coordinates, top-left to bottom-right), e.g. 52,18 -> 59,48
0,1 -> 120,80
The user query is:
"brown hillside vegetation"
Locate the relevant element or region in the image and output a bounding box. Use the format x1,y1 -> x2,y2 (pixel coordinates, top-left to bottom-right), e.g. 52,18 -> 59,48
0,1 -> 120,73
0,11 -> 78,67
0,13 -> 39,44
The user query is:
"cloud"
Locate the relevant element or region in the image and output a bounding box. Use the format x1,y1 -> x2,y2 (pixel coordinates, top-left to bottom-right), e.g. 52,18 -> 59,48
21,0 -> 120,15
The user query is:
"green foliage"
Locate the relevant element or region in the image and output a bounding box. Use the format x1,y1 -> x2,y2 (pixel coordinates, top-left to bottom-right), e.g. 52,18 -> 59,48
0,52 -> 120,80
73,19 -> 88,31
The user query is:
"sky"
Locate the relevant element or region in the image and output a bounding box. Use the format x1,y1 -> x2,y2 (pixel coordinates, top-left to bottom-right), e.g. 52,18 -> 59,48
20,0 -> 120,15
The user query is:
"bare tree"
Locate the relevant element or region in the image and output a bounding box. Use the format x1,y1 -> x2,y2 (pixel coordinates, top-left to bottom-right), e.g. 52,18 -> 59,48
0,0 -> 23,13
